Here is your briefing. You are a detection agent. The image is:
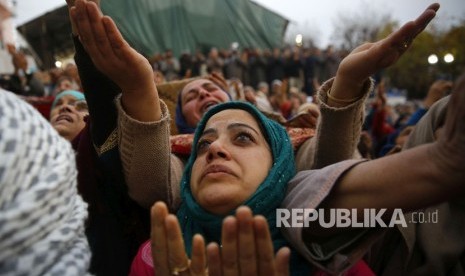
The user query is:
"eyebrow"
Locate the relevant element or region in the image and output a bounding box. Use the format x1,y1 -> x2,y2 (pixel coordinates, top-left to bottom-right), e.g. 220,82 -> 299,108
227,123 -> 260,136
183,82 -> 219,99
200,122 -> 260,138
182,88 -> 198,102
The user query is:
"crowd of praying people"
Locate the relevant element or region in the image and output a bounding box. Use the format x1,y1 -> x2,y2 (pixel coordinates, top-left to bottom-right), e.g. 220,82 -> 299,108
1,1 -> 465,275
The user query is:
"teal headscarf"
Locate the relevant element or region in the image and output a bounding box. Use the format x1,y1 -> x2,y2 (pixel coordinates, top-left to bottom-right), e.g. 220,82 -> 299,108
176,101 -> 310,274
51,90 -> 86,110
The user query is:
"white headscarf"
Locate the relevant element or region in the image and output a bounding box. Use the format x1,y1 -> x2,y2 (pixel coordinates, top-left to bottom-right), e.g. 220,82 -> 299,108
0,89 -> 90,275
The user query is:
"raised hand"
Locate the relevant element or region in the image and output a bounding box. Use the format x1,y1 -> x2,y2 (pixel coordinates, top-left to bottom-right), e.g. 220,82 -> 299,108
151,203 -> 290,276
66,0 -> 100,35
151,202 -> 207,276
206,206 -> 290,276
330,3 -> 440,104
66,0 -> 99,7
207,72 -> 228,92
69,0 -> 161,121
423,79 -> 453,108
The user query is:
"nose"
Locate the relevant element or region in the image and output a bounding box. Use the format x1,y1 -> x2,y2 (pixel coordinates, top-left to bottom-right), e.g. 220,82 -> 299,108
198,88 -> 211,100
58,104 -> 73,114
206,140 -> 231,162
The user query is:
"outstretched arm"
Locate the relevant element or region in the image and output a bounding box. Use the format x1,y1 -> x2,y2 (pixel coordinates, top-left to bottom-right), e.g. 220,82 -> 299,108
296,3 -> 440,170
69,0 -> 181,210
67,0 -> 122,146
282,70 -> 465,272
326,69 -> 465,212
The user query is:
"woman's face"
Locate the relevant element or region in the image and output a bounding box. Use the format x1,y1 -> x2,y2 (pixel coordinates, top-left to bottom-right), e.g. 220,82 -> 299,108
190,110 -> 272,215
181,79 -> 230,127
50,95 -> 88,141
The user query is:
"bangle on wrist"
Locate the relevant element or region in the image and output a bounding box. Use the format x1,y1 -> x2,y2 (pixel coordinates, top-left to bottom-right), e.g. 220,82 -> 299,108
327,88 -> 362,104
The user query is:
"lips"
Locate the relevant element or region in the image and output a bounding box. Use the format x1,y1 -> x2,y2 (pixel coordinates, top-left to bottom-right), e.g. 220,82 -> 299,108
200,101 -> 219,113
201,164 -> 236,180
55,114 -> 74,123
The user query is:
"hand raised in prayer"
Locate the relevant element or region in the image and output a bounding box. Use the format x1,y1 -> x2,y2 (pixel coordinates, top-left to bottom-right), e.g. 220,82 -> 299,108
206,206 -> 290,276
207,72 -> 228,93
69,0 -> 153,95
330,3 -> 440,105
424,79 -> 453,108
66,0 -> 100,36
151,202 -> 207,276
66,0 -> 99,7
151,203 -> 290,276
69,0 -> 161,121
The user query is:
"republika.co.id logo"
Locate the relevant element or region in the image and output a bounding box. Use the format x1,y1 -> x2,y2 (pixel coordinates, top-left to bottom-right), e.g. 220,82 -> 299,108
276,208 -> 438,228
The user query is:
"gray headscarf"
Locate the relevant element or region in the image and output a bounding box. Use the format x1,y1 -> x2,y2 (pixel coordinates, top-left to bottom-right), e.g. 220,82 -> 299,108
0,89 -> 90,275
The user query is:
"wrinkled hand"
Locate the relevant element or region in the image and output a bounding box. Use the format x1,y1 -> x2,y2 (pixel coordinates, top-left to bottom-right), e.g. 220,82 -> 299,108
331,3 -> 440,102
69,0 -> 154,95
151,202 -> 207,276
206,206 -> 290,276
424,79 -> 453,108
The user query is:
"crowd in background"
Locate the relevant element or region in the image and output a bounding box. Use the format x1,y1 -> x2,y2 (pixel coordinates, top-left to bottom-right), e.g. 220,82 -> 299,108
0,40 -> 450,160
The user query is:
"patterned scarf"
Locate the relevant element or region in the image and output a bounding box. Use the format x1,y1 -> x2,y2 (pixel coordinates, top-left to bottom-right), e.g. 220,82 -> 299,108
0,89 -> 90,275
176,101 -> 310,274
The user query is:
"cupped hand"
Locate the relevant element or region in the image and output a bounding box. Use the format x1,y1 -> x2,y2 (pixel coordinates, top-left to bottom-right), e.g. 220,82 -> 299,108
206,206 -> 290,276
151,202 -> 207,276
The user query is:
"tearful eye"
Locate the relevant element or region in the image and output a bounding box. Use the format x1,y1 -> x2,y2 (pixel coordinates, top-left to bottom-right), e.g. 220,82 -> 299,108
75,101 -> 88,112
235,132 -> 254,143
196,139 -> 211,153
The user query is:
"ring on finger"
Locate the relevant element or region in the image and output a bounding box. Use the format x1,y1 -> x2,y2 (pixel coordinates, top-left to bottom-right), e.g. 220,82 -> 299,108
172,260 -> 190,275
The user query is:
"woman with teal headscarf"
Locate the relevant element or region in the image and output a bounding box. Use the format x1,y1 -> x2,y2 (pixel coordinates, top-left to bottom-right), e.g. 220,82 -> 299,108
131,101 -> 310,275
176,101 -> 310,274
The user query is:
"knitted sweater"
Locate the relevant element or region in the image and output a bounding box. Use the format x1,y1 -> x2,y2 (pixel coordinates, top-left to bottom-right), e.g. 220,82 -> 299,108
117,78 -> 372,210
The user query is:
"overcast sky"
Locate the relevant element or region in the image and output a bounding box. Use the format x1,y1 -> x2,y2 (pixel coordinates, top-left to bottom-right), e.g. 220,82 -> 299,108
13,0 -> 465,47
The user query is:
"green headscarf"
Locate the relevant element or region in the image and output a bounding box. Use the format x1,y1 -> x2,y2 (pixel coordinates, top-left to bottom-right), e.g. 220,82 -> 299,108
176,101 -> 310,274
51,90 -> 86,110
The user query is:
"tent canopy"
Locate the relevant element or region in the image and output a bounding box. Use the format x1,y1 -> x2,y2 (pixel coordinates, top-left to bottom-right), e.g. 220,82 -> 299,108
17,5 -> 73,69
18,0 -> 288,69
